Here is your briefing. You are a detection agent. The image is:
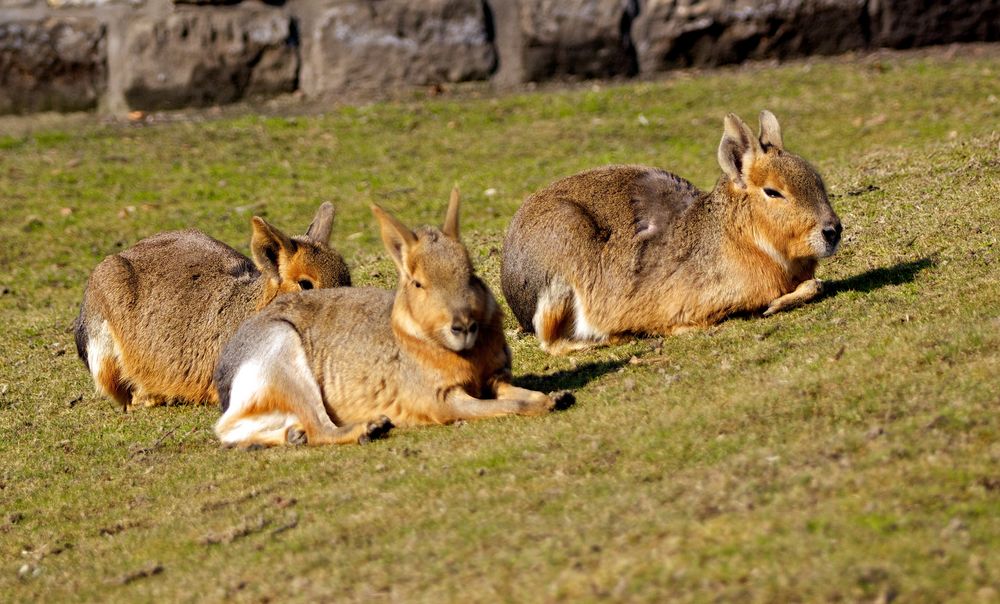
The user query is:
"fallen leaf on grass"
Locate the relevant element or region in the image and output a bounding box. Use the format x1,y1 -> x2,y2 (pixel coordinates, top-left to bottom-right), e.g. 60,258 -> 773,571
129,425 -> 179,459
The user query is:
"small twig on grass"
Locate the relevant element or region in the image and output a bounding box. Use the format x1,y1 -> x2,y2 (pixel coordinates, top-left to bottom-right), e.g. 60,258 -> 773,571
114,562 -> 163,585
129,424 -> 180,459
271,513 -> 299,536
200,516 -> 270,545
175,426 -> 201,447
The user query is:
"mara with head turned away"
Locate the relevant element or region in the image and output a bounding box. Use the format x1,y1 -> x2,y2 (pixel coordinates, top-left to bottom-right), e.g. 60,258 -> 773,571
74,203 -> 351,409
501,110 -> 842,354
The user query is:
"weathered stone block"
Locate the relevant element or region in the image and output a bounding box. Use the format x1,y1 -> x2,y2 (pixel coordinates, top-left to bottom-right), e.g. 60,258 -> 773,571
47,0 -> 141,7
633,0 -> 870,74
307,0 -> 495,95
868,0 -> 1000,48
122,8 -> 298,110
0,18 -> 107,114
491,0 -> 638,84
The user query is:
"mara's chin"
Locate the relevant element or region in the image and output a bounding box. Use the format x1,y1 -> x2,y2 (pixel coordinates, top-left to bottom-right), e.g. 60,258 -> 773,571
443,332 -> 478,353
809,234 -> 840,258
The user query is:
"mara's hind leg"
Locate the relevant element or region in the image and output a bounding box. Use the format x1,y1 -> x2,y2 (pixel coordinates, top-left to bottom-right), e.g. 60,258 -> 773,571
85,319 -> 132,408
215,321 -> 393,448
285,416 -> 393,446
532,277 -> 609,355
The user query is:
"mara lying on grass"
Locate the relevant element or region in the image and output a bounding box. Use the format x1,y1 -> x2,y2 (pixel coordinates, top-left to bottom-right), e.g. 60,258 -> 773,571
214,189 -> 565,448
501,110 -> 842,354
74,204 -> 351,409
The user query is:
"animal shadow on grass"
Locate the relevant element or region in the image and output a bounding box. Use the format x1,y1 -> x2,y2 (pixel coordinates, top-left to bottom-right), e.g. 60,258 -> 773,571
513,359 -> 628,410
825,256 -> 935,297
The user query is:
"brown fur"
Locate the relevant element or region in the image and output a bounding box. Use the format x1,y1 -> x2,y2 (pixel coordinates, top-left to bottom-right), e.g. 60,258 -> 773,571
214,189 -> 556,448
74,203 -> 351,408
501,110 -> 842,352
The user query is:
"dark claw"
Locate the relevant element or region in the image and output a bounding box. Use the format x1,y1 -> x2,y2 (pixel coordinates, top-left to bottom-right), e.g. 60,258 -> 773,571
550,390 -> 576,411
286,427 -> 307,446
361,415 -> 394,443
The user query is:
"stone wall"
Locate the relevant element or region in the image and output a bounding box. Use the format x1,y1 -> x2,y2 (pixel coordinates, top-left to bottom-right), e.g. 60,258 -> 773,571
1,0 -> 998,114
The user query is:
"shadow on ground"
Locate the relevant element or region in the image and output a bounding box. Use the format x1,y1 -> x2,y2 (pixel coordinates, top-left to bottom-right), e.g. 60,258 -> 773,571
513,358 -> 627,397
826,256 -> 935,296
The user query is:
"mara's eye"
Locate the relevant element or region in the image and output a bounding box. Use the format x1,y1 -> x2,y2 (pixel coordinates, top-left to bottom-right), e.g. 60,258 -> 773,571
763,188 -> 785,199
412,280 -> 423,289
298,279 -> 314,290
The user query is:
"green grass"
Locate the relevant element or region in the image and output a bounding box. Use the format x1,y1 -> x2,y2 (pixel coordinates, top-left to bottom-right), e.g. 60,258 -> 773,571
2,47 -> 999,602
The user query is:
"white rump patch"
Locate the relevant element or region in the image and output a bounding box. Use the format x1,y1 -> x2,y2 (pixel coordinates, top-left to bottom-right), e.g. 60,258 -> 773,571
532,277 -> 573,336
216,321 -> 334,445
530,277 -> 608,343
572,293 -> 608,342
87,320 -> 116,383
226,359 -> 270,416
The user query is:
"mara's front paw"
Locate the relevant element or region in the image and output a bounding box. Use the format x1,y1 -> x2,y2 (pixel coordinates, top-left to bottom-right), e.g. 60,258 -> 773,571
286,426 -> 308,446
762,301 -> 783,317
520,391 -> 561,416
764,279 -> 824,316
549,390 -> 576,411
358,415 -> 394,445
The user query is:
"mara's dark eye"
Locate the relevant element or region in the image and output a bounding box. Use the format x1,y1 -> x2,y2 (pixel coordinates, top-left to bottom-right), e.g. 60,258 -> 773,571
763,188 -> 785,199
412,280 -> 423,289
298,279 -> 314,290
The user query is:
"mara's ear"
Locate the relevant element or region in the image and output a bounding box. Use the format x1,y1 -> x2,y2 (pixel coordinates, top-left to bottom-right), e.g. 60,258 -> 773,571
717,113 -> 761,188
442,186 -> 460,240
758,110 -> 783,152
304,202 -> 335,245
250,216 -> 295,279
372,205 -> 417,276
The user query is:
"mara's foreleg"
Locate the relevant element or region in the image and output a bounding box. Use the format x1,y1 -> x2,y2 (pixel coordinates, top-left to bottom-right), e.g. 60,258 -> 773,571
215,322 -> 392,448
441,376 -> 569,422
763,278 -> 824,317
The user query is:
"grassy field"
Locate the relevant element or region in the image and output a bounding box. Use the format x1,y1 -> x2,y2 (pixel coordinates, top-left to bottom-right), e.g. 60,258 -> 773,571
1,46 -> 999,602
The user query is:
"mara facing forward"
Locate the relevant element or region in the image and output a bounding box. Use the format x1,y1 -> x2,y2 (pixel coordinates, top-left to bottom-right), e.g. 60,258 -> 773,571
215,189 -> 562,448
501,110 -> 842,354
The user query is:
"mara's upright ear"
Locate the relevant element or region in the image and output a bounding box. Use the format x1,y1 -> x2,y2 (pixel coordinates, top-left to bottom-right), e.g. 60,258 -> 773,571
758,110 -> 783,152
251,216 -> 295,280
442,186 -> 460,240
717,113 -> 762,188
304,202 -> 335,245
372,205 -> 417,276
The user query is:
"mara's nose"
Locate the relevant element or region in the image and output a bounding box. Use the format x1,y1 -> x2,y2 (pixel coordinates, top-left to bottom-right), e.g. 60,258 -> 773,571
451,320 -> 479,336
822,222 -> 842,247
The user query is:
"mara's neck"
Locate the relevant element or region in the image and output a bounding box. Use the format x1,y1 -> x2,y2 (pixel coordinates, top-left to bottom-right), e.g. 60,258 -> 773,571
706,177 -> 817,287
390,294 -> 509,397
